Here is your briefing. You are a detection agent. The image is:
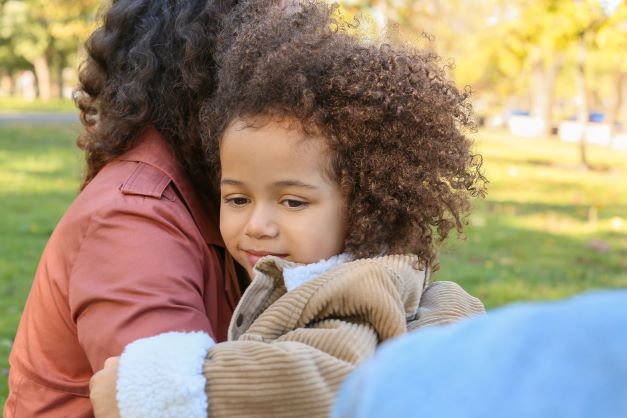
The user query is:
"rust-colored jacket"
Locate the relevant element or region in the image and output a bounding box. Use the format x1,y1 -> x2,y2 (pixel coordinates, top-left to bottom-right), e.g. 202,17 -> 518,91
4,127 -> 240,418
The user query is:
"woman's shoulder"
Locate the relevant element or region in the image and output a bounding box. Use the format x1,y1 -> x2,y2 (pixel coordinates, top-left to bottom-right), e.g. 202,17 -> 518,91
69,160 -> 185,223
51,157 -> 208,260
70,128 -> 222,247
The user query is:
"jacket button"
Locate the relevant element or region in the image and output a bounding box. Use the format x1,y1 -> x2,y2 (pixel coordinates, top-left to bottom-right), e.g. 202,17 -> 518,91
236,314 -> 244,327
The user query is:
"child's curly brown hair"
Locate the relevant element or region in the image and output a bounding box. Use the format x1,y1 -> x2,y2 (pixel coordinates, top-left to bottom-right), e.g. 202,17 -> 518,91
201,0 -> 487,268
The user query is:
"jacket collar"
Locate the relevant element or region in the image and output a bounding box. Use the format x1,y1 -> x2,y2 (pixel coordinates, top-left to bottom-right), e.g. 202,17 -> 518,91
228,254 -> 426,340
117,126 -> 223,247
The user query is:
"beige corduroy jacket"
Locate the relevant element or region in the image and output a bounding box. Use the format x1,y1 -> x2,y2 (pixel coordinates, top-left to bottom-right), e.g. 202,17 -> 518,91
202,254 -> 485,418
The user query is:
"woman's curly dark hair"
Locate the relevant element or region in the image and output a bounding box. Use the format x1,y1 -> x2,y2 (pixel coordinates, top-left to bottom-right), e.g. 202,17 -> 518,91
74,0 -> 238,196
201,0 -> 487,268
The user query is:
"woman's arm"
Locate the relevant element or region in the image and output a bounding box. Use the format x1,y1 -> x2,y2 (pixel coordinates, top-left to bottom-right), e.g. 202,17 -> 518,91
70,196 -> 220,371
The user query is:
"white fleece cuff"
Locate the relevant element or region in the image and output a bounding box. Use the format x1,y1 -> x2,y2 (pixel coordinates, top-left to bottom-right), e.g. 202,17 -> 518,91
117,331 -> 215,418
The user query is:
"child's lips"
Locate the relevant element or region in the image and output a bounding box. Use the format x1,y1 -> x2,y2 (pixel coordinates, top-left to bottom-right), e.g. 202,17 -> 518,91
243,250 -> 288,268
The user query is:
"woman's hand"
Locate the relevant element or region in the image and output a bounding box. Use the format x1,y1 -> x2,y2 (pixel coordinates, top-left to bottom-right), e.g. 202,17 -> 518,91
90,356 -> 122,418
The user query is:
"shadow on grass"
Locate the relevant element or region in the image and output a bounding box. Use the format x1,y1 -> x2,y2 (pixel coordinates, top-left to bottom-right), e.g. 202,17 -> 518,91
490,156 -> 555,167
479,200 -> 627,223
439,205 -> 627,309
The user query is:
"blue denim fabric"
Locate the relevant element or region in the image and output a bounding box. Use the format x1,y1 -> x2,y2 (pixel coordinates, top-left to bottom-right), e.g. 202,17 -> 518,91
332,290 -> 627,418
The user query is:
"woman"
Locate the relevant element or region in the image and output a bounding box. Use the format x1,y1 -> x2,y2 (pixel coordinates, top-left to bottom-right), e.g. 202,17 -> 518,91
3,1 -> 244,417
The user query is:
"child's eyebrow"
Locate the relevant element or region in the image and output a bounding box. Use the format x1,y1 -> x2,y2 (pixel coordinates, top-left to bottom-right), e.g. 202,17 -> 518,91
220,179 -> 318,190
221,178 -> 244,186
271,180 -> 318,189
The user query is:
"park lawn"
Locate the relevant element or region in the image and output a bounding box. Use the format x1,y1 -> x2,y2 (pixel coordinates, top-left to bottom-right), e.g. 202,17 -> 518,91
1,124 -> 626,405
0,97 -> 76,113
437,129 -> 627,307
0,123 -> 84,403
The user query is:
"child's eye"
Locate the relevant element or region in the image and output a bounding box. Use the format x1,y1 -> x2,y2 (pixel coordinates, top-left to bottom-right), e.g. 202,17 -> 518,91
224,196 -> 250,207
281,199 -> 308,209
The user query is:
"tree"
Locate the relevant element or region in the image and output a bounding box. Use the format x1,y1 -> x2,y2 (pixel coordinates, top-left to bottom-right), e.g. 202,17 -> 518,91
0,0 -> 98,99
1,0 -> 51,98
332,0 -> 626,162
0,27 -> 31,95
594,2 -> 627,140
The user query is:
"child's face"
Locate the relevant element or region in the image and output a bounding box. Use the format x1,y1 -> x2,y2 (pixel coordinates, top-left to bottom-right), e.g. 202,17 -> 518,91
219,117 -> 347,278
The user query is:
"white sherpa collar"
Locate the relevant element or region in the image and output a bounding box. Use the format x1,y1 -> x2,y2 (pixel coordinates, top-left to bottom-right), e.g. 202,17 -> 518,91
282,253 -> 351,292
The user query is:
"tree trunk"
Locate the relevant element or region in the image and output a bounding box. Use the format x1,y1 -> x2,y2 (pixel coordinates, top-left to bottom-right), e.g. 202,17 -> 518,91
530,60 -> 546,135
57,63 -> 64,99
55,51 -> 69,99
621,78 -> 627,136
544,59 -> 561,136
606,72 -> 625,141
574,36 -> 590,168
530,53 -> 559,137
32,55 -> 51,100
0,70 -> 15,96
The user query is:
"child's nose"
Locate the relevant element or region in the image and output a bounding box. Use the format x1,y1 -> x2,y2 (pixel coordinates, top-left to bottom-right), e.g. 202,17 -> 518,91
244,206 -> 279,239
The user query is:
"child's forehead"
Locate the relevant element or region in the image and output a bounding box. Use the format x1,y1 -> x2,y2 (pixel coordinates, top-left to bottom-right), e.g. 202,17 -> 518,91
226,114 -> 306,135
220,116 -> 337,183
223,115 -> 328,150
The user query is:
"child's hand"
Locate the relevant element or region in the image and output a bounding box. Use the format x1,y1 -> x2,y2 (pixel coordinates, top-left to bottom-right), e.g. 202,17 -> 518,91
90,356 -> 122,418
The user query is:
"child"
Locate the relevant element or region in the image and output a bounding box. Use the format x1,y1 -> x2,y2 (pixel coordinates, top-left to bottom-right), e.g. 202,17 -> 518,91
89,1 -> 487,417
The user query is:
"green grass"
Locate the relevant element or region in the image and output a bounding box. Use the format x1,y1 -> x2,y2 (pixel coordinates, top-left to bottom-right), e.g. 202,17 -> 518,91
0,97 -> 77,113
0,123 -> 83,404
0,124 -> 626,406
437,129 -> 627,308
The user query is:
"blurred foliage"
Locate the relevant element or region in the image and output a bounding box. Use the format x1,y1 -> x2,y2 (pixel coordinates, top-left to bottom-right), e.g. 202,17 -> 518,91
0,0 -> 625,121
334,0 -> 627,126
0,0 -> 99,98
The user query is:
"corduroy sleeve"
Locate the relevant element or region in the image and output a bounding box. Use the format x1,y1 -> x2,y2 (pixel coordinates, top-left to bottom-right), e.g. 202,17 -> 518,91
113,322 -> 372,418
407,280 -> 486,331
203,319 -> 377,418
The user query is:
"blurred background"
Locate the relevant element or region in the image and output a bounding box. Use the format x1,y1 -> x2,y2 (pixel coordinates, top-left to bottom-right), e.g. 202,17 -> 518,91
1,0 -> 626,404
